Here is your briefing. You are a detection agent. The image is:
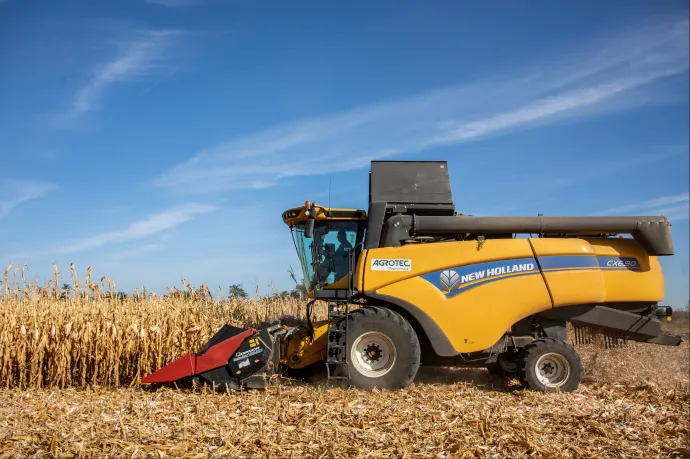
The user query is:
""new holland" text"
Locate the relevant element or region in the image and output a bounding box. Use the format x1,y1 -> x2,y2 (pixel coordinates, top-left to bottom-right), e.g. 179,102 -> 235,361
460,263 -> 535,284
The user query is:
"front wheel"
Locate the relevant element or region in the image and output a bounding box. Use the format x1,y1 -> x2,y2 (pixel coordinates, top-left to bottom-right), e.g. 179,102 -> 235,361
517,339 -> 582,392
342,306 -> 421,390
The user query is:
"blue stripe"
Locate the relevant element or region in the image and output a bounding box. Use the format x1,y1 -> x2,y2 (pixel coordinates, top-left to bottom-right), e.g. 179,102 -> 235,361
418,254 -> 642,298
537,255 -> 641,271
539,255 -> 598,269
542,266 -> 600,272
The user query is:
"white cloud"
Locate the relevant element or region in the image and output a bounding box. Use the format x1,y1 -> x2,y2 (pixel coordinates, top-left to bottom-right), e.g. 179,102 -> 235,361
596,193 -> 689,214
0,180 -> 59,218
595,193 -> 689,221
60,29 -> 183,121
655,202 -> 690,221
29,203 -> 216,255
153,15 -> 689,195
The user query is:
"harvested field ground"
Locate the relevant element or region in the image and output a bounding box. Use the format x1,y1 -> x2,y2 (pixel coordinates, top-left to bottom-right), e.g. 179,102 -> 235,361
1,334 -> 688,458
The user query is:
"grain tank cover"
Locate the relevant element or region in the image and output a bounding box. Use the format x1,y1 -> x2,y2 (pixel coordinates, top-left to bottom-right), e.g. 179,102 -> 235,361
369,161 -> 455,215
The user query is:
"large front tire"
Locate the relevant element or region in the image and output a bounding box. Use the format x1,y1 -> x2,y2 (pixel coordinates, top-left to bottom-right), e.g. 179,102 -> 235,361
343,306 -> 421,390
517,339 -> 582,392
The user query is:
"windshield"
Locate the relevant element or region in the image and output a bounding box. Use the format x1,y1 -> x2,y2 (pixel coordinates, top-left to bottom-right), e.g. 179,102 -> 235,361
291,220 -> 361,292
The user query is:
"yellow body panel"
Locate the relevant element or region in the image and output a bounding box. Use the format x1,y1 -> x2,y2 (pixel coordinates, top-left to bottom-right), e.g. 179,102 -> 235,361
281,321 -> 330,369
355,251 -> 366,293
587,237 -> 664,302
529,238 -> 607,306
362,238 -> 553,353
376,274 -> 552,352
359,236 -> 664,354
529,237 -> 664,305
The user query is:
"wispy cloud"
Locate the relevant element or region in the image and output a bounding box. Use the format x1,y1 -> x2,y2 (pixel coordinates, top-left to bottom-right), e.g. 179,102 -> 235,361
154,15 -> 689,194
24,203 -> 216,255
595,193 -> 689,221
57,29 -> 183,123
0,180 -> 59,219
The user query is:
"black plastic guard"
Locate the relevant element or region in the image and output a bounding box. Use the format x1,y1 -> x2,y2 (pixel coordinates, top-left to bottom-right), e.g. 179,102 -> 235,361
197,324 -> 249,356
200,366 -> 240,390
647,333 -> 683,346
229,331 -> 273,378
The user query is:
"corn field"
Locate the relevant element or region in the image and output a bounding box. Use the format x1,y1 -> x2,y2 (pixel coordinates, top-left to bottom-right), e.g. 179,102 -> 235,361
0,263 -> 324,389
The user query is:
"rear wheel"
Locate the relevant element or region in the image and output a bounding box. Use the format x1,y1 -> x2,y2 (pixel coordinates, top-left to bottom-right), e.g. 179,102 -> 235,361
342,306 -> 421,389
517,339 -> 582,392
487,352 -> 518,377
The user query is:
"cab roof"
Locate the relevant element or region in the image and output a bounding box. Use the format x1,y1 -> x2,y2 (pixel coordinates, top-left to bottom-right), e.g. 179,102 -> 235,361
281,203 -> 366,226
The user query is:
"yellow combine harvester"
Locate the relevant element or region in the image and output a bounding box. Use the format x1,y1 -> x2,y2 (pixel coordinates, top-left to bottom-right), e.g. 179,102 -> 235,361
142,161 -> 681,392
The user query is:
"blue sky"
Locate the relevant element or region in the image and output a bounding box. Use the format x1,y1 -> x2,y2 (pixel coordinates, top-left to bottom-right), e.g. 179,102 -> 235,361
1,0 -> 688,306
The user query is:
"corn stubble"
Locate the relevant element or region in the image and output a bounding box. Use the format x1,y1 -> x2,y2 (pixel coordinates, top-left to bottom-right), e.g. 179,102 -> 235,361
0,264 -> 688,459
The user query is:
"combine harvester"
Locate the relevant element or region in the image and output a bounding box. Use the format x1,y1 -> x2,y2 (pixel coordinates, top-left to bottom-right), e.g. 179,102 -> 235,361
142,161 -> 681,392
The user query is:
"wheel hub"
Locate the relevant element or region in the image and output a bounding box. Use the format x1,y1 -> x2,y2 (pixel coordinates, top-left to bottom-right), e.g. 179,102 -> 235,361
351,331 -> 397,378
534,352 -> 570,388
363,343 -> 383,363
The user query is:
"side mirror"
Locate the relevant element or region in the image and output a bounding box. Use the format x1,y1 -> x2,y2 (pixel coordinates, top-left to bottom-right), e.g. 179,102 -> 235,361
305,218 -> 315,238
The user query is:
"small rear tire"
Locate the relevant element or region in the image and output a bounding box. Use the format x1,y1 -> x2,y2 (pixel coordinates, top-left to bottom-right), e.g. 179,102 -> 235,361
487,352 -> 518,378
341,306 -> 421,390
517,339 -> 582,392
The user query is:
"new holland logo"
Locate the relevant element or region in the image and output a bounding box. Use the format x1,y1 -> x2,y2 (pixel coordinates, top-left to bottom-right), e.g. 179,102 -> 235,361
440,270 -> 459,292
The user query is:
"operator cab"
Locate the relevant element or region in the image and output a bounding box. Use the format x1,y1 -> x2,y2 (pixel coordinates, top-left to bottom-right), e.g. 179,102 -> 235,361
281,161 -> 456,299
282,202 -> 366,298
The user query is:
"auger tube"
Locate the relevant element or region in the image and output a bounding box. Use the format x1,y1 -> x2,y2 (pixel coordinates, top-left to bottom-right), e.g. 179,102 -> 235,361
381,215 -> 674,256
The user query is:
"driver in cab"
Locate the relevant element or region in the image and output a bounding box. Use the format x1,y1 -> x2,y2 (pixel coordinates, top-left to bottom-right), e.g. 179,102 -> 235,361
333,230 -> 352,280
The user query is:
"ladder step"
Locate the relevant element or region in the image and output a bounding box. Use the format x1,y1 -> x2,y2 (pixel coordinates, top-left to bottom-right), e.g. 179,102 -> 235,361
326,303 -> 350,378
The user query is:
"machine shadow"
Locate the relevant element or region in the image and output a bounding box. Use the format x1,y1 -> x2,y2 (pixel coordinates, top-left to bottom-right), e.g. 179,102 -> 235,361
277,364 -> 522,393
412,366 -> 522,392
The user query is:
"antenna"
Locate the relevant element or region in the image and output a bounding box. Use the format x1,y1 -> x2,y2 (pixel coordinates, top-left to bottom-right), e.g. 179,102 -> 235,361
328,175 -> 332,211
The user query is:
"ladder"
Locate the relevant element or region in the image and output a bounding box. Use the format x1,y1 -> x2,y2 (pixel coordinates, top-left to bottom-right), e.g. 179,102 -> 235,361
325,301 -> 350,380
324,239 -> 359,381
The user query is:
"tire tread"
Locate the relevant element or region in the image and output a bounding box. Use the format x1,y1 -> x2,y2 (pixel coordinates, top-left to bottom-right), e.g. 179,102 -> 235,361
517,339 -> 582,392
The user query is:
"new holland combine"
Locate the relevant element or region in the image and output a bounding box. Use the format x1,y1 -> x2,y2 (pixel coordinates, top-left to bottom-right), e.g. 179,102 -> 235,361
142,161 -> 681,392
